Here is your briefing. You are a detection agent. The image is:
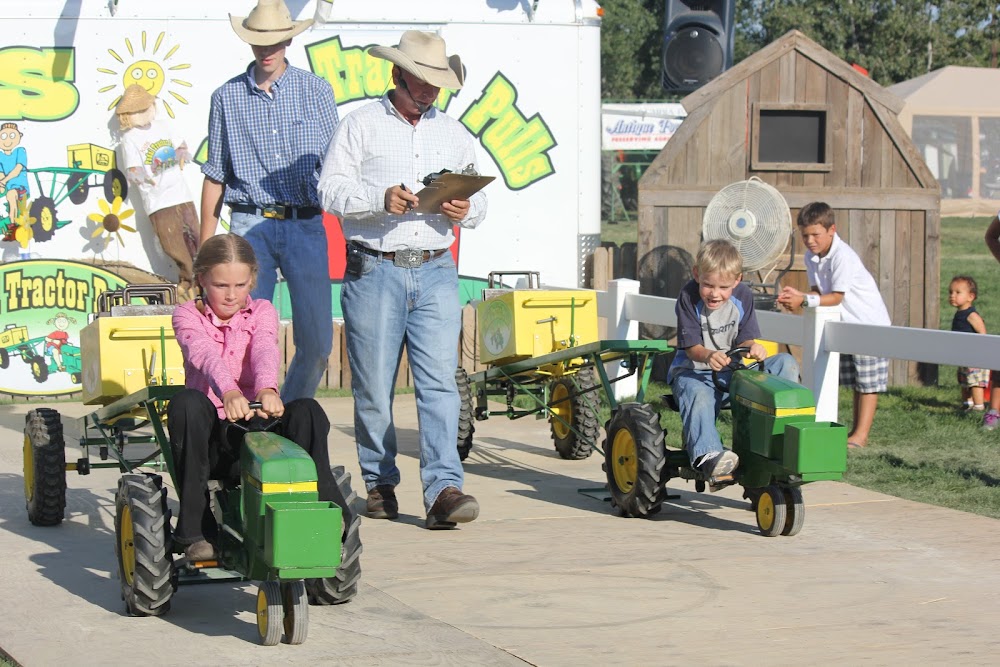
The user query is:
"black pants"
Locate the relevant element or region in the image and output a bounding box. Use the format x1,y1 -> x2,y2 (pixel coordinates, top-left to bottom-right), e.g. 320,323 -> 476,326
166,388 -> 336,544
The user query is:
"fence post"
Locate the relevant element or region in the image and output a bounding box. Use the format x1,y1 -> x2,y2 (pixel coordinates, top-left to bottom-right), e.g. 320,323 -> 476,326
608,278 -> 640,401
801,305 -> 842,423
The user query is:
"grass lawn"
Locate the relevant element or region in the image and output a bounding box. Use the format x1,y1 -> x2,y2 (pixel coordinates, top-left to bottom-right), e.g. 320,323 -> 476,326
600,215 -> 1000,519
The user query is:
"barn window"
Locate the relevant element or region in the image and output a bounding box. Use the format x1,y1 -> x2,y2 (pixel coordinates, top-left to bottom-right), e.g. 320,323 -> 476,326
913,115 -> 972,199
751,103 -> 832,172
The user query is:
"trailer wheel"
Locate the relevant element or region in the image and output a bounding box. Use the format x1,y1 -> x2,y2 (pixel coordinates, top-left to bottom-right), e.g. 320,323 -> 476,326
755,485 -> 787,537
23,408 -> 67,526
456,367 -> 475,461
281,580 -> 309,645
30,356 -> 48,383
19,346 -> 32,364
104,168 -> 128,201
29,197 -> 58,241
67,173 -> 89,204
115,473 -> 174,616
781,486 -> 805,536
70,372 -> 81,384
549,366 -> 600,460
0,347 -> 8,368
256,581 -> 283,646
306,465 -> 362,605
602,403 -> 666,518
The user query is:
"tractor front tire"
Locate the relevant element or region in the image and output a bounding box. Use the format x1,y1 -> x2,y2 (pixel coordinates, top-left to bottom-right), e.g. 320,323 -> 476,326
24,408 -> 67,526
306,465 -> 362,605
602,403 -> 666,518
0,347 -> 9,368
67,173 -> 89,205
755,485 -> 788,537
281,579 -> 309,644
456,367 -> 475,461
781,486 -> 805,536
549,366 -> 600,460
30,356 -> 48,383
256,581 -> 283,646
114,473 -> 174,616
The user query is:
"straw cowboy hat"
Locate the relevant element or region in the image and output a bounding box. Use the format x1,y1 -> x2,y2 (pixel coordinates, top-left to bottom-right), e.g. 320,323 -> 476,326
369,31 -> 464,90
115,84 -> 156,115
230,0 -> 313,46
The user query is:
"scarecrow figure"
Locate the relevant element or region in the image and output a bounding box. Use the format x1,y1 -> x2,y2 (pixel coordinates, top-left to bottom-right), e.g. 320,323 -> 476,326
116,84 -> 199,301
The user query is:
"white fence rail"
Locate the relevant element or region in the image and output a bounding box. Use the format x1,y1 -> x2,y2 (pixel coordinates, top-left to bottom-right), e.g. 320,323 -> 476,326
597,279 -> 1000,422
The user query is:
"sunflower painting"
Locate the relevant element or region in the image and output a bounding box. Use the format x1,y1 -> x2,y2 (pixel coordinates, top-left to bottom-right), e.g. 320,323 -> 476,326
88,196 -> 137,246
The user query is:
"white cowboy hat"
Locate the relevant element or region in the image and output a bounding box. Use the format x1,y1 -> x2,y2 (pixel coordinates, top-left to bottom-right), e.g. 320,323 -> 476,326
229,0 -> 313,46
369,31 -> 464,90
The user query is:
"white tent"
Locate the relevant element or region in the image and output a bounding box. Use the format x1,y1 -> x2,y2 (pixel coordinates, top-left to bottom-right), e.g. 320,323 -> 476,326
890,66 -> 1000,217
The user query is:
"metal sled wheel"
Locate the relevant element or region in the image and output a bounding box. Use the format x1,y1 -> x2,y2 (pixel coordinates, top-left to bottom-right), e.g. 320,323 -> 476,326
549,366 -> 600,460
23,408 -> 67,526
602,403 -> 666,518
115,473 -> 174,616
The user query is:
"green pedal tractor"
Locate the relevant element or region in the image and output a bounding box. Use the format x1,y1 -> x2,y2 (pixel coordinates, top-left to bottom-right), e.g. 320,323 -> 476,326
22,285 -> 361,645
462,274 -> 848,536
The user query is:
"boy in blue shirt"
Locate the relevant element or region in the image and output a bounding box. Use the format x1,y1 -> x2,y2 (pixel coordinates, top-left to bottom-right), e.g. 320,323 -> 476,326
669,240 -> 800,481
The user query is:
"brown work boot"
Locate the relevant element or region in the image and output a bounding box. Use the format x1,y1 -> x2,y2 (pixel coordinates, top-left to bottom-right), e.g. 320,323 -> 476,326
184,539 -> 214,561
425,486 -> 479,529
366,484 -> 399,519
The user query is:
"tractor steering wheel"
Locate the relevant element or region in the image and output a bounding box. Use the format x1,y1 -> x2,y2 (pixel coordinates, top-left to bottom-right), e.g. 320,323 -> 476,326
226,401 -> 281,434
712,346 -> 763,392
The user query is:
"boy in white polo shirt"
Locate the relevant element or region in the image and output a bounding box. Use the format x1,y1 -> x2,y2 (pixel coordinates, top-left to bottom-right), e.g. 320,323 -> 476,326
777,201 -> 891,449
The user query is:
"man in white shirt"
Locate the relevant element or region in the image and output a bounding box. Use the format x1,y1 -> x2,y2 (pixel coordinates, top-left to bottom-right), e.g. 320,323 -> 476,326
318,31 -> 487,530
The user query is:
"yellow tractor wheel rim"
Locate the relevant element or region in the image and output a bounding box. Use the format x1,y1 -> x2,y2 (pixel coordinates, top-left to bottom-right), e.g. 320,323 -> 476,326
611,428 -> 638,492
40,207 -> 54,231
32,360 -> 43,378
23,434 -> 34,503
256,588 -> 271,638
757,491 -> 776,532
120,505 -> 136,586
550,382 -> 572,440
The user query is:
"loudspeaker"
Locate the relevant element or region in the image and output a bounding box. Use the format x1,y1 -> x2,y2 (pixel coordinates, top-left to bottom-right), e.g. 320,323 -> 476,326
661,0 -> 735,93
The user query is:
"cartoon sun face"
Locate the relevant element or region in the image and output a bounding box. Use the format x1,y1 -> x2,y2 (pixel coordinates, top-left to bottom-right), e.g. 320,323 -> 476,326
99,32 -> 192,118
88,196 -> 136,247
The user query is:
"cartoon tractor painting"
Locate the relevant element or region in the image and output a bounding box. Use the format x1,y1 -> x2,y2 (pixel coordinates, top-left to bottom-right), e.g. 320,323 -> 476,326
22,285 -> 361,645
460,272 -> 848,536
1,143 -> 128,242
0,322 -> 83,384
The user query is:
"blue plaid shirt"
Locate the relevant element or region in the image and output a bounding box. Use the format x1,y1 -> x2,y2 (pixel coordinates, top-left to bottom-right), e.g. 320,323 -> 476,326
202,61 -> 338,207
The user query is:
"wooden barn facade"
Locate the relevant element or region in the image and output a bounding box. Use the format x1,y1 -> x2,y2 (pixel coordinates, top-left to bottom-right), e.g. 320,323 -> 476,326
637,30 -> 941,385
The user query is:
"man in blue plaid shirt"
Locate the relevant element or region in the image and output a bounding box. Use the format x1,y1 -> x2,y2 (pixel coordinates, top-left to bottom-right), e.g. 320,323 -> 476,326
199,0 -> 337,402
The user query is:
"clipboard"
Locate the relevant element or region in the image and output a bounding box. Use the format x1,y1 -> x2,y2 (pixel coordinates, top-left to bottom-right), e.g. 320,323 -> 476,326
413,173 -> 495,213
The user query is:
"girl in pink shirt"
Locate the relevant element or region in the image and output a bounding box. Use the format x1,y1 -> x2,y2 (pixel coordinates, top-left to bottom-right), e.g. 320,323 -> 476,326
167,234 -> 335,562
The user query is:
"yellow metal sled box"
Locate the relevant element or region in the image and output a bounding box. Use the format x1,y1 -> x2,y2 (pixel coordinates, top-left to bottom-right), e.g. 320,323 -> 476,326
477,289 -> 598,365
67,143 -> 116,170
80,312 -> 184,405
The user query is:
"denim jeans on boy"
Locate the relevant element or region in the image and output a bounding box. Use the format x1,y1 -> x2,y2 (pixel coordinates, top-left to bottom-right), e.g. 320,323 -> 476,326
670,353 -> 800,465
229,211 -> 332,402
340,248 -> 463,511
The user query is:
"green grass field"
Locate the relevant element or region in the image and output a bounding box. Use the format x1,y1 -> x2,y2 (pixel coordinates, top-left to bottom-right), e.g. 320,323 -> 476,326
599,215 -> 1000,519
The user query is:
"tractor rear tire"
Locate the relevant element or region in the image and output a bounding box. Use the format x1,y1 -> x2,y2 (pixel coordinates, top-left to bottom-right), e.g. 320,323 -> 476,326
257,581 -> 283,646
114,473 -> 175,616
23,408 -> 67,526
456,367 -> 475,461
29,197 -> 58,241
755,485 -> 787,537
781,486 -> 805,537
305,465 -> 362,605
549,366 -> 600,460
602,403 -> 666,518
281,580 -> 309,645
30,356 -> 48,383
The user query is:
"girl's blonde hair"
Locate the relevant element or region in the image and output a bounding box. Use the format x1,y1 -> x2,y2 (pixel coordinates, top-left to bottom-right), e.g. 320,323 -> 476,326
193,234 -> 259,295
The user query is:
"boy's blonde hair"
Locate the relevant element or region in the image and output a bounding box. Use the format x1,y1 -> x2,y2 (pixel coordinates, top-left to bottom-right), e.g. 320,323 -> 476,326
695,239 -> 743,280
797,201 -> 834,229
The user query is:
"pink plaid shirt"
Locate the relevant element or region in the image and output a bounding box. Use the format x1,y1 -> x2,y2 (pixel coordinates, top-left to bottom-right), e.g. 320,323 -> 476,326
172,297 -> 280,419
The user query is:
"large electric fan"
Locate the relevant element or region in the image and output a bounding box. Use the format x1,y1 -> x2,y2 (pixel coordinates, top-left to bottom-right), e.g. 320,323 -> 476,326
702,177 -> 794,310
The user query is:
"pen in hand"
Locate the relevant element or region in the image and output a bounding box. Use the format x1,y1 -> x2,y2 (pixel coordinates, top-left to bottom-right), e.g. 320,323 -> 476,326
400,182 -> 415,210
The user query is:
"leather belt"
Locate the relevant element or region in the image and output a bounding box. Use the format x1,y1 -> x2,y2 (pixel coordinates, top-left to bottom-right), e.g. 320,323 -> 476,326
349,242 -> 448,268
228,203 -> 321,220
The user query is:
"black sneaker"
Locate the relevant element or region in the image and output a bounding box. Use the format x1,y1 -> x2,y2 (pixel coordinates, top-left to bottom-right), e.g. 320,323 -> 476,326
366,484 -> 399,519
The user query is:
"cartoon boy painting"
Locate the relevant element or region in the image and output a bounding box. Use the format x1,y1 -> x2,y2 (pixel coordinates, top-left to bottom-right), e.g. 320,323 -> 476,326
0,123 -> 29,222
45,312 -> 76,372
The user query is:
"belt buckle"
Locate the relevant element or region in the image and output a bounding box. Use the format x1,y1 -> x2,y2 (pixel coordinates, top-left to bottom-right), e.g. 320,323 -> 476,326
393,247 -> 424,268
262,205 -> 286,219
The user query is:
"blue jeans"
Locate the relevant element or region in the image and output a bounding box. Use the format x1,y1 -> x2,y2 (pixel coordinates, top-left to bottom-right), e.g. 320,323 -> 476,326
341,248 -> 462,511
229,212 -> 332,402
670,353 -> 800,464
